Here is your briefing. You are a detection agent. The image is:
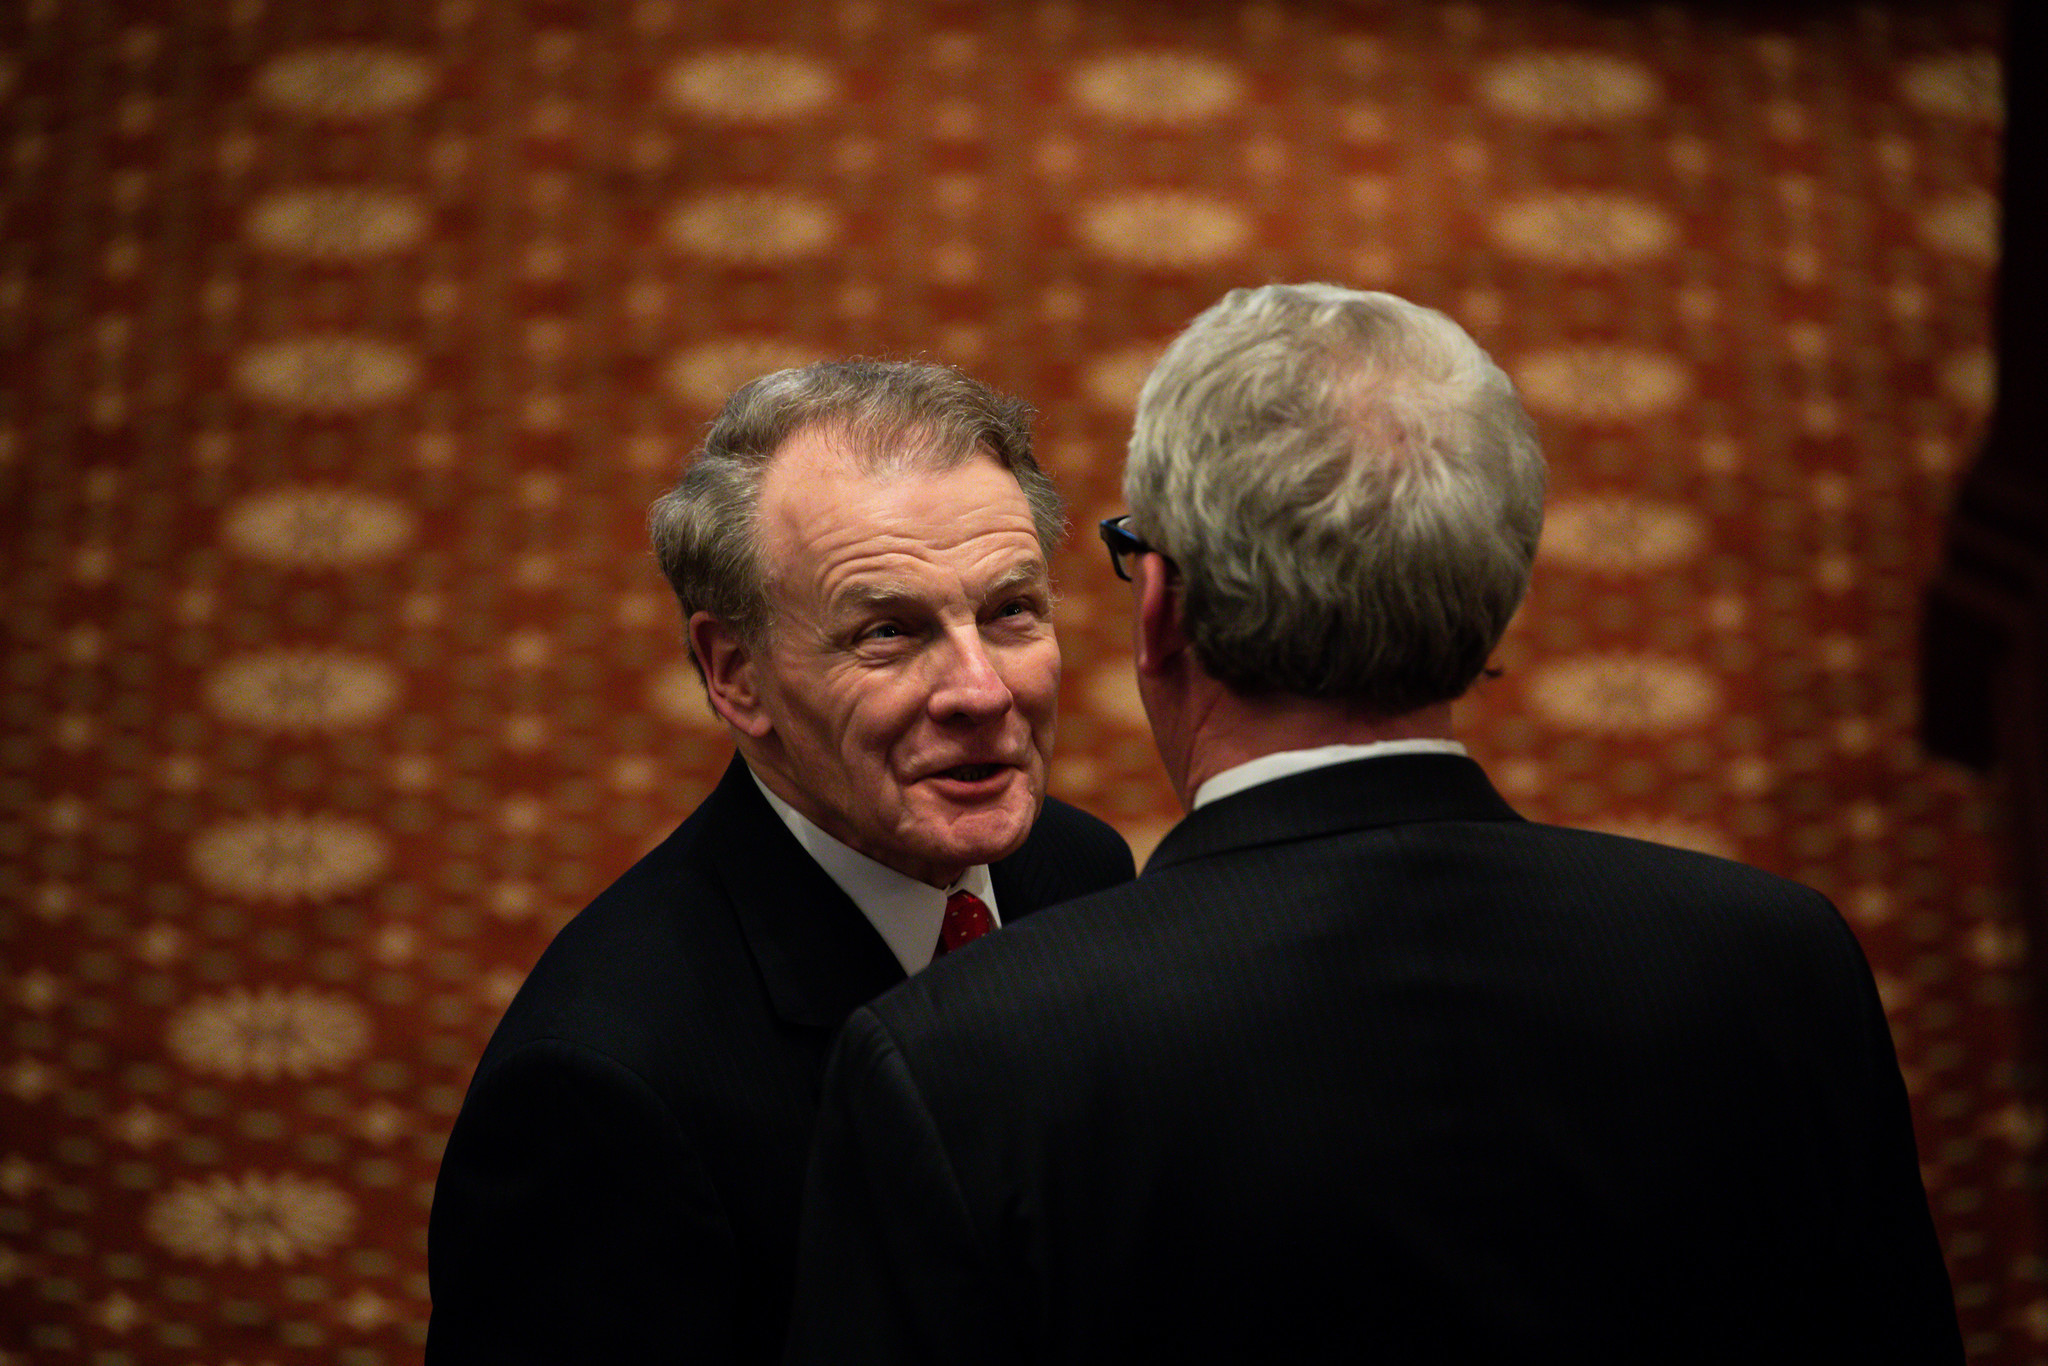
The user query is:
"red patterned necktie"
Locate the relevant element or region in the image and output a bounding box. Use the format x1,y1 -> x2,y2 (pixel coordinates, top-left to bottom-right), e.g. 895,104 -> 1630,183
935,889 -> 993,957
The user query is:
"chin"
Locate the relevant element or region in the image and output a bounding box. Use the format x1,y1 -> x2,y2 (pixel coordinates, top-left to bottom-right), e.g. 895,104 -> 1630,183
933,807 -> 1036,870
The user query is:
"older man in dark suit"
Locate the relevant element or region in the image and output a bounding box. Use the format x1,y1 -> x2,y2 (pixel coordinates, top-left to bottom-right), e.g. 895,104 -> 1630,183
784,286 -> 1962,1364
425,361 -> 1133,1364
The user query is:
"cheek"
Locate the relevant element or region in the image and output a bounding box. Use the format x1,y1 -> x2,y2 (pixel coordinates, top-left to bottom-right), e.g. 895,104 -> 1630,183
845,679 -> 928,758
1018,644 -> 1062,717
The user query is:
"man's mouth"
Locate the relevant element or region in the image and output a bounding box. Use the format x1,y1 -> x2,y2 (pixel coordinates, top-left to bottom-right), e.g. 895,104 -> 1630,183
936,763 -> 1005,783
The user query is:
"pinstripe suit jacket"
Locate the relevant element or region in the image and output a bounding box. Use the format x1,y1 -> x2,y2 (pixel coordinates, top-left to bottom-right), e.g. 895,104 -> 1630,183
785,753 -> 1961,1365
425,754 -> 1133,1366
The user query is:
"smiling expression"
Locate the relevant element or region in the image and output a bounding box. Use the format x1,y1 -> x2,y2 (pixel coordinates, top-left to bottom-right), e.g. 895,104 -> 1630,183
734,427 -> 1060,887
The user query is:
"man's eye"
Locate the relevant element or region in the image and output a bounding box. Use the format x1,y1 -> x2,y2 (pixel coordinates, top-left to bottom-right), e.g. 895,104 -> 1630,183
863,622 -> 905,640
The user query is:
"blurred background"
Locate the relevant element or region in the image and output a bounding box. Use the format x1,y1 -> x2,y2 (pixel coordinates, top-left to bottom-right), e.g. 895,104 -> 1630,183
0,0 -> 2034,1360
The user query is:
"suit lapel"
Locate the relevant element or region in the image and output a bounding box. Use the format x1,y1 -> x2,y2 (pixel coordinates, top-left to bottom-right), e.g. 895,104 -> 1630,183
987,831 -> 1062,925
1147,753 -> 1523,874
696,756 -> 908,1029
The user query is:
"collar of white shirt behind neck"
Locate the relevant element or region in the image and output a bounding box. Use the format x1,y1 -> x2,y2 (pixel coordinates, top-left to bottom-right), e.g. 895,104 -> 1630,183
1191,739 -> 1469,811
749,766 -> 999,975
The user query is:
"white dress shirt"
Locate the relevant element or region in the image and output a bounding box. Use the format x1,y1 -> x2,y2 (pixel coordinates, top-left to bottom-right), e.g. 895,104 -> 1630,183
751,769 -> 1000,974
1191,739 -> 1469,810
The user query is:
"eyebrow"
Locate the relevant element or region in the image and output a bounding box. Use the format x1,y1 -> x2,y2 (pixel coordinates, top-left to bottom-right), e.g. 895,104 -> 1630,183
829,583 -> 924,618
983,560 -> 1052,602
828,559 -> 1050,617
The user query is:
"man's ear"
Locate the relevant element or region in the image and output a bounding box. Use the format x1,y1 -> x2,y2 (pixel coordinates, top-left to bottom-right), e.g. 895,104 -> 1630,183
687,611 -> 774,739
1132,552 -> 1187,678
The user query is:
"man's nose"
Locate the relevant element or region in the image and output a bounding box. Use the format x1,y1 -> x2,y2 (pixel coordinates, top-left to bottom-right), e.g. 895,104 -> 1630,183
928,626 -> 1013,723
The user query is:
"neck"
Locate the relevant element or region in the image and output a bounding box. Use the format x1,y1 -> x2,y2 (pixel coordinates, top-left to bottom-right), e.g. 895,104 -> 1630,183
741,743 -> 962,888
1168,687 -> 1455,810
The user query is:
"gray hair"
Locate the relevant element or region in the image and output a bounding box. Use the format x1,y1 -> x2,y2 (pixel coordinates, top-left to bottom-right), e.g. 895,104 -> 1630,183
1125,283 -> 1545,714
651,359 -> 1062,650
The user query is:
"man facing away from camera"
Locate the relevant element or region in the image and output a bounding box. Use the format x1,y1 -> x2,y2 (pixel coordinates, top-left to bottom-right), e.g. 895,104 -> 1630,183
426,360 -> 1133,1364
783,285 -> 1962,1365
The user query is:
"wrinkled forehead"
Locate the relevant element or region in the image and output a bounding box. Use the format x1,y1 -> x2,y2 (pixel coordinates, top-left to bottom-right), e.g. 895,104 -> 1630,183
758,419 -> 1005,523
755,428 -> 1032,592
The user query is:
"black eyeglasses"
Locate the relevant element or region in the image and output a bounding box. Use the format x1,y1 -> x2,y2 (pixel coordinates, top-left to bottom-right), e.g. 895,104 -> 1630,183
1097,515 -> 1153,582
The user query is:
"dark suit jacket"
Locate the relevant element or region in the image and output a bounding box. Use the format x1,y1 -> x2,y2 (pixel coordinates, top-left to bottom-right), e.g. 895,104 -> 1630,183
786,753 -> 1962,1365
425,754 -> 1134,1365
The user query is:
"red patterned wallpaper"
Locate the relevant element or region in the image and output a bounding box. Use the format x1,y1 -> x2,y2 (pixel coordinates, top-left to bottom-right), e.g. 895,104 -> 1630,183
0,0 -> 2036,1361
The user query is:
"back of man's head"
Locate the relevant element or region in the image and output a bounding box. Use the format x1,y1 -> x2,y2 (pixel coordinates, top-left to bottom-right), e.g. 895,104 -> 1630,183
1126,283 -> 1546,717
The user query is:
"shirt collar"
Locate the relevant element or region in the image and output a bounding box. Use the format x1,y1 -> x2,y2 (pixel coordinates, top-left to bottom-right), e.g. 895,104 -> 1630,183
750,766 -> 999,974
1192,739 -> 1469,810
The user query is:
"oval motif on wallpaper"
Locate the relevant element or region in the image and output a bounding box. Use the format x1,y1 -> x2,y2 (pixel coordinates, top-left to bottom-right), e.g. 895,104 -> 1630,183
234,335 -> 419,413
1511,346 -> 1690,423
222,486 -> 416,567
245,187 -> 428,260
1941,348 -> 1994,412
1489,192 -> 1676,269
1526,653 -> 1721,733
1068,51 -> 1245,124
1082,661 -> 1150,727
665,48 -> 839,121
1581,816 -> 1739,862
203,649 -> 401,731
1081,342 -> 1170,413
1916,191 -> 1998,264
1074,192 -> 1249,269
1541,495 -> 1705,572
146,1173 -> 355,1265
188,812 -> 390,902
166,986 -> 372,1081
1476,51 -> 1661,123
666,191 -> 840,264
665,337 -> 823,410
1897,51 -> 2002,122
254,45 -> 434,120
